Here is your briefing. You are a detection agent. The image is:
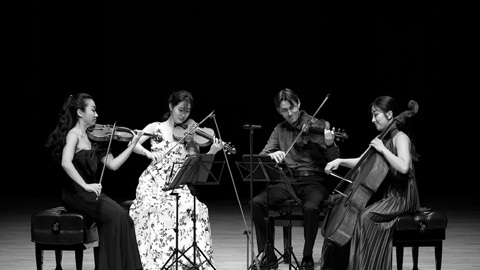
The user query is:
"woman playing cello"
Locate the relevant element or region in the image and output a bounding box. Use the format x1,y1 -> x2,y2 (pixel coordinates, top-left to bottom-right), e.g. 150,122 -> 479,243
321,96 -> 420,270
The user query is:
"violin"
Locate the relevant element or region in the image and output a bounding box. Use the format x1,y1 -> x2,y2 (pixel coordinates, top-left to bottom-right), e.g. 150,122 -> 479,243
86,123 -> 143,189
173,119 -> 236,154
87,124 -> 152,142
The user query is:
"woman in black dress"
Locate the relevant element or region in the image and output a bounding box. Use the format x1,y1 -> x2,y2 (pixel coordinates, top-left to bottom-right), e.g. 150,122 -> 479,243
46,93 -> 143,270
321,96 -> 420,270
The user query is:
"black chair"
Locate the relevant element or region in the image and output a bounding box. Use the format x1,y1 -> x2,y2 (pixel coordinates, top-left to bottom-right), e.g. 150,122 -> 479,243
31,206 -> 99,270
269,199 -> 332,265
393,210 -> 448,270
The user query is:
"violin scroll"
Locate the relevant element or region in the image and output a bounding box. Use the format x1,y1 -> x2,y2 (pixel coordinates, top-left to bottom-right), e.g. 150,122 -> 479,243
334,128 -> 349,142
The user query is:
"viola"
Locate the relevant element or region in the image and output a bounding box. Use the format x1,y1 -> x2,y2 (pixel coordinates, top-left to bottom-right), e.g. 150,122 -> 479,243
87,124 -> 151,142
293,113 -> 349,147
173,119 -> 236,154
299,123 -> 349,142
283,94 -> 334,156
321,100 -> 419,246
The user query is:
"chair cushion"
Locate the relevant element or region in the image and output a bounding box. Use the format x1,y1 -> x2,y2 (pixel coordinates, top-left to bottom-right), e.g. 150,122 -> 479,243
31,206 -> 98,245
393,210 -> 448,244
396,211 -> 448,232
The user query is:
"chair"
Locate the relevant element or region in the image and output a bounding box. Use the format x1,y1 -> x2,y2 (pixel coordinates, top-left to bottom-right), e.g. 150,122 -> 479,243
120,200 -> 134,212
393,210 -> 448,270
273,201 -> 448,270
269,199 -> 332,265
31,206 -> 99,270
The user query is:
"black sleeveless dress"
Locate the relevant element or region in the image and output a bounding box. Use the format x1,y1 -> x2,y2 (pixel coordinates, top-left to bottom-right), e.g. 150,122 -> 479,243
62,143 -> 142,270
320,131 -> 420,270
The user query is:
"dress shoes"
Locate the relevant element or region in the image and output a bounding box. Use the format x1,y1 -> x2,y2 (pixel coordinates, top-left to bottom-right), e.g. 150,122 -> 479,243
300,255 -> 314,270
259,253 -> 278,270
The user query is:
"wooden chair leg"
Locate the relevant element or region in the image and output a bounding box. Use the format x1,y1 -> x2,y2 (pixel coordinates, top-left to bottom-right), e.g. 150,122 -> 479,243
411,246 -> 419,270
35,244 -> 43,270
395,245 -> 404,270
54,250 -> 63,270
435,243 -> 443,270
74,249 -> 84,270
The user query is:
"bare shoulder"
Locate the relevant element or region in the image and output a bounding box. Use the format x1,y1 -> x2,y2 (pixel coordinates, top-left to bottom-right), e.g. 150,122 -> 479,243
144,122 -> 160,133
66,129 -> 80,140
393,131 -> 410,146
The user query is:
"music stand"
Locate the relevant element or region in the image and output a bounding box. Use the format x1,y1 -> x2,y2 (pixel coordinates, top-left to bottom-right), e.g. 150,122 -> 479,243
162,154 -> 221,270
237,154 -> 286,183
236,155 -> 291,269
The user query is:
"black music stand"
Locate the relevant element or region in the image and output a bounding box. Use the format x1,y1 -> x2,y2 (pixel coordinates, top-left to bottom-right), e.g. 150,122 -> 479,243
162,154 -> 221,270
236,155 -> 292,269
237,154 -> 285,182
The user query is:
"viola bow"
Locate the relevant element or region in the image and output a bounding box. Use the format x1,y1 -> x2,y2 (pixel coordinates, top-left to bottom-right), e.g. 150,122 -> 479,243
275,93 -> 330,205
284,93 -> 330,156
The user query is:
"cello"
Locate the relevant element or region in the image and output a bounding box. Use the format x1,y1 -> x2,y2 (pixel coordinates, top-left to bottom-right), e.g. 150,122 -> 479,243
321,100 -> 419,246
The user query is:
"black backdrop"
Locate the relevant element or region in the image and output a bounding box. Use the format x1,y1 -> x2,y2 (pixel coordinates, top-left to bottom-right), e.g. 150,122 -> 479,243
11,1 -> 470,202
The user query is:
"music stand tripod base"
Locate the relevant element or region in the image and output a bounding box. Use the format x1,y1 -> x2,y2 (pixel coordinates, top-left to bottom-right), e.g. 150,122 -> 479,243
162,154 -> 219,270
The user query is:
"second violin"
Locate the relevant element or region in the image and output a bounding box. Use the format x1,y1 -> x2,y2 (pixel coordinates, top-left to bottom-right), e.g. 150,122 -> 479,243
173,119 -> 236,154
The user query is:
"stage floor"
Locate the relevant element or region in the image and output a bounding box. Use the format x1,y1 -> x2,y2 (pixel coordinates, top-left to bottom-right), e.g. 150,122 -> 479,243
1,195 -> 479,270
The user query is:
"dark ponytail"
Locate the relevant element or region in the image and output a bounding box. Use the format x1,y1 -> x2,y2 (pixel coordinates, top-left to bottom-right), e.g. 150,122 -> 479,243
45,93 -> 93,163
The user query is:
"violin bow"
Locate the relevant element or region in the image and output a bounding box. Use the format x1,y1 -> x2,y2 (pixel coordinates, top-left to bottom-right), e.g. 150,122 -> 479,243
95,121 -> 116,200
283,93 -> 330,156
98,121 -> 116,185
163,110 -> 215,157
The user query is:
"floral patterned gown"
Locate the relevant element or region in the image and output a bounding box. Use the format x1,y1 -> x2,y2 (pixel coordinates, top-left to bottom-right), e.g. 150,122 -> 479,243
129,122 -> 215,270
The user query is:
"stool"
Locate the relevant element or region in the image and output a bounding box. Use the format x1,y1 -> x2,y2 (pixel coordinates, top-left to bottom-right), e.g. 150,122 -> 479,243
31,206 -> 99,270
269,199 -> 332,265
393,210 -> 448,270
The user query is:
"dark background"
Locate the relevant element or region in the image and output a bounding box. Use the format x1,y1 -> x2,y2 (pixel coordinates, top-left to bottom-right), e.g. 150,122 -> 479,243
11,1 -> 470,202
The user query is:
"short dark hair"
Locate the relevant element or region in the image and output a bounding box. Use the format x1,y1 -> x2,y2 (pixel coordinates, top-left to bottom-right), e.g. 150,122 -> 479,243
274,88 -> 299,109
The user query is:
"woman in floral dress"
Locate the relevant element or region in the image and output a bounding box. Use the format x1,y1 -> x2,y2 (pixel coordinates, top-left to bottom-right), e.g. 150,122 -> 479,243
129,90 -> 223,270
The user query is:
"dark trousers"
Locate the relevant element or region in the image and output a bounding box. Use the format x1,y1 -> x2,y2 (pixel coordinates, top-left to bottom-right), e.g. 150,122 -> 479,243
252,176 -> 330,257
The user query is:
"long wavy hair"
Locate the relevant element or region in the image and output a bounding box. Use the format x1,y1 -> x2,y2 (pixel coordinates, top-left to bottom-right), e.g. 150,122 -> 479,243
45,93 -> 93,163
